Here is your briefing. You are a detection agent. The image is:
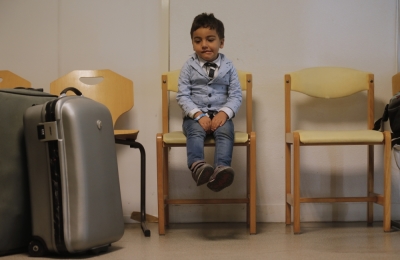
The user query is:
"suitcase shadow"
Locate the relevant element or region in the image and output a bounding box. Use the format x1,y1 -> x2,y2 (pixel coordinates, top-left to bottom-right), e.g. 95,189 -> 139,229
40,246 -> 123,259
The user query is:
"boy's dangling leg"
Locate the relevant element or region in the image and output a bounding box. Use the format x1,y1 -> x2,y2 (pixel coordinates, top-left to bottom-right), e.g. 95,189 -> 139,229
183,117 -> 214,186
190,160 -> 214,186
207,120 -> 235,192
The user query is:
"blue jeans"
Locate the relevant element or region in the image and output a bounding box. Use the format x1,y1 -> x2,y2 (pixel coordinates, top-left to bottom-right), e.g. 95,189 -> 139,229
182,117 -> 234,169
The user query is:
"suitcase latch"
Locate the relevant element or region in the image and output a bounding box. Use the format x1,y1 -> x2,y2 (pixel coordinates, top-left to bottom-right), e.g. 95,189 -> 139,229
37,121 -> 59,141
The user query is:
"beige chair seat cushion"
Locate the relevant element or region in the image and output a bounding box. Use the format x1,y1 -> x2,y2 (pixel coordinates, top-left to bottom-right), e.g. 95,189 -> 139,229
164,131 -> 249,144
295,130 -> 384,144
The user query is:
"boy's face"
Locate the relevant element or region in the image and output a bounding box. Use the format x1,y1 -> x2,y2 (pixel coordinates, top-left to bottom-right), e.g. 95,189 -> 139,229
192,27 -> 224,62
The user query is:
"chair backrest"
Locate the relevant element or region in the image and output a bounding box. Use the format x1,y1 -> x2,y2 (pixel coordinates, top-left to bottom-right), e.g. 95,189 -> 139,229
0,70 -> 31,89
392,72 -> 400,95
285,67 -> 374,133
50,69 -> 133,127
161,70 -> 253,134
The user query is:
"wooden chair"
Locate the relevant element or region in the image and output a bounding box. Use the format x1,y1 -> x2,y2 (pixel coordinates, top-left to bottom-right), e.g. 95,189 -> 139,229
0,70 -> 31,89
50,69 -> 150,236
285,67 -> 391,234
392,72 -> 400,95
156,70 -> 256,235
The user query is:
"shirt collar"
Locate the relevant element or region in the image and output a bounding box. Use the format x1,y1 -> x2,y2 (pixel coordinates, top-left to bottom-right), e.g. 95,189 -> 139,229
197,54 -> 221,68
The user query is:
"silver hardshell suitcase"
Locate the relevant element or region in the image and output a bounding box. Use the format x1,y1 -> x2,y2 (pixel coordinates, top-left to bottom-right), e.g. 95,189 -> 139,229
23,88 -> 124,257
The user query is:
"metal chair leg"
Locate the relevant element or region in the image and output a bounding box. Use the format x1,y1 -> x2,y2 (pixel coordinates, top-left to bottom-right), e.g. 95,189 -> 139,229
115,139 -> 150,237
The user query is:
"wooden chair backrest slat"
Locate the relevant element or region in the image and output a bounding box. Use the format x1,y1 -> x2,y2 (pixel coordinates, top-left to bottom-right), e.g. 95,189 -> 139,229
0,70 -> 31,89
285,67 -> 374,133
50,69 -> 133,127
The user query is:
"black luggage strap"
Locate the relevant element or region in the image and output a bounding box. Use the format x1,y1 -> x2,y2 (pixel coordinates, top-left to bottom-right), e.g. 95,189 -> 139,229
44,100 -> 68,254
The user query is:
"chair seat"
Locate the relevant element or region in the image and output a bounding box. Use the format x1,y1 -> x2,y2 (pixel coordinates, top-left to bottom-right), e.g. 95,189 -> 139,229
295,130 -> 384,144
163,131 -> 249,144
114,129 -> 139,141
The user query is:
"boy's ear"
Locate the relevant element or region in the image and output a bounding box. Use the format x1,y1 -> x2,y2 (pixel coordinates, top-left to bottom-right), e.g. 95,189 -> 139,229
220,38 -> 225,48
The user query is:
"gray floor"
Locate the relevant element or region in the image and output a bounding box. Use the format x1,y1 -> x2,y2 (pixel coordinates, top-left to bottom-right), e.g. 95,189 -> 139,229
4,222 -> 400,260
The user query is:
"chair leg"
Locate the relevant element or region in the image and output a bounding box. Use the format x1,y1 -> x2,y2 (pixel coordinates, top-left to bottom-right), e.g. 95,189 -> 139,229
383,131 -> 391,232
246,143 -> 250,226
367,145 -> 374,226
156,134 -> 165,235
249,132 -> 257,235
293,133 -> 301,234
115,138 -> 150,237
129,141 -> 150,237
164,146 -> 170,227
285,142 -> 292,225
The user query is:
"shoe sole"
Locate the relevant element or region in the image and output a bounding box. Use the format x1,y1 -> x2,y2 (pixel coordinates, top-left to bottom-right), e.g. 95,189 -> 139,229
196,165 -> 214,186
207,168 -> 234,192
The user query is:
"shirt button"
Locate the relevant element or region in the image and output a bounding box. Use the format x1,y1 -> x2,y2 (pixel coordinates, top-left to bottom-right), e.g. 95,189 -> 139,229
208,104 -> 211,108
208,94 -> 212,97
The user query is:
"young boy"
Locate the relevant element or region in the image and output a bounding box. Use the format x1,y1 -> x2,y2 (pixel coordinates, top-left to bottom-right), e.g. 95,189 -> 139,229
176,13 -> 242,192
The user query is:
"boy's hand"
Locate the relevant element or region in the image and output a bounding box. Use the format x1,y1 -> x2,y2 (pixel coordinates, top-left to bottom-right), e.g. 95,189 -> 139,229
193,112 -> 211,133
198,116 -> 211,133
211,111 -> 228,132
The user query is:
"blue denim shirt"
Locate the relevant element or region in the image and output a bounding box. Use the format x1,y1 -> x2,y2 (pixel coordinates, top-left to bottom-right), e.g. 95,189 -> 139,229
176,53 -> 242,119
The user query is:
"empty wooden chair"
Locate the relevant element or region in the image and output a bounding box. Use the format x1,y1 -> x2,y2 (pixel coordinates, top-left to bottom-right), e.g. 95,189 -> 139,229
285,67 -> 391,234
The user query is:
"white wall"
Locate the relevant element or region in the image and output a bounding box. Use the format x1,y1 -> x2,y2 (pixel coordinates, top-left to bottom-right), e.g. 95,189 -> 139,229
0,0 -> 164,223
0,0 -> 398,224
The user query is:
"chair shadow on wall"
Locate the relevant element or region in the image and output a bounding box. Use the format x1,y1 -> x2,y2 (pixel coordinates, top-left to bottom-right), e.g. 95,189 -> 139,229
293,91 -> 388,226
294,93 -> 376,224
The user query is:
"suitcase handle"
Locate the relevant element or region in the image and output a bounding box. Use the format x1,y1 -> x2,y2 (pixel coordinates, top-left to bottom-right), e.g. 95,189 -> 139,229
60,87 -> 83,97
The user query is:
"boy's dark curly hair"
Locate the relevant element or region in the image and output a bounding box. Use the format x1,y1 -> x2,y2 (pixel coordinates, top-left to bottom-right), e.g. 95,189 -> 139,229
190,13 -> 224,39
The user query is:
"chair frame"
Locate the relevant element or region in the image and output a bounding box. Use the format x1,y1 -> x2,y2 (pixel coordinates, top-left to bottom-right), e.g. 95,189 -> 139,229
392,72 -> 400,95
156,70 -> 256,235
285,70 -> 391,234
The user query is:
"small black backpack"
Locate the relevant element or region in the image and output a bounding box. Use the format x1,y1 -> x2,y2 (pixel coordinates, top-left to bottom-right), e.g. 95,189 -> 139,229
373,92 -> 400,147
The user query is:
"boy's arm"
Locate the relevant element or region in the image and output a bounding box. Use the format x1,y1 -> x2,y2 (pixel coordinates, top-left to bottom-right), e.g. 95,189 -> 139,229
219,68 -> 242,119
176,64 -> 201,117
211,68 -> 242,131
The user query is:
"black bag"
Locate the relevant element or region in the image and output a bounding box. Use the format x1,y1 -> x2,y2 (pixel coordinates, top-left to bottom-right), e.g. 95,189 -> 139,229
373,92 -> 400,147
0,88 -> 57,256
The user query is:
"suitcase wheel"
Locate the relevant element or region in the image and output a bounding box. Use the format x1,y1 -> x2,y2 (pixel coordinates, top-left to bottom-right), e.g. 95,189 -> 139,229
28,238 -> 46,257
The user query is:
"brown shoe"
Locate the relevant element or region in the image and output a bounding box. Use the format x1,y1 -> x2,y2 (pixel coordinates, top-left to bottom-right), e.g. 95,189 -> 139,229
190,161 -> 214,186
207,166 -> 234,192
